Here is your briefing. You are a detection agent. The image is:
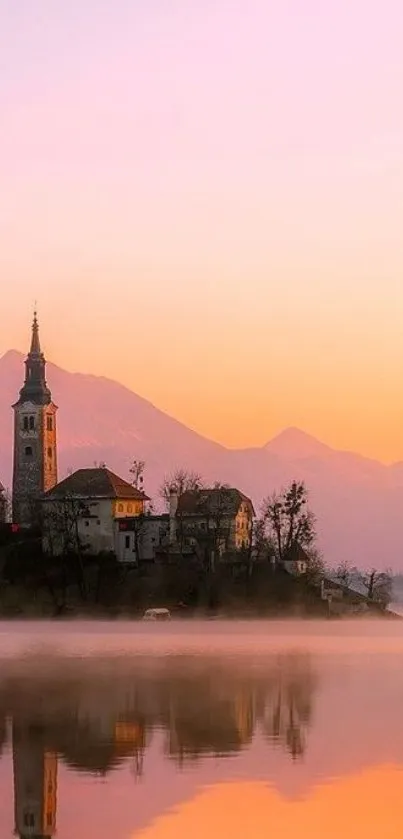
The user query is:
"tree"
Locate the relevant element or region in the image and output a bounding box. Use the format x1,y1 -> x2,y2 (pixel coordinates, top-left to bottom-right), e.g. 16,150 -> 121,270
129,460 -> 146,491
0,488 -> 12,524
360,568 -> 392,608
42,495 -> 89,602
334,561 -> 353,587
261,481 -> 316,563
192,484 -> 232,573
159,468 -> 204,509
304,547 -> 326,585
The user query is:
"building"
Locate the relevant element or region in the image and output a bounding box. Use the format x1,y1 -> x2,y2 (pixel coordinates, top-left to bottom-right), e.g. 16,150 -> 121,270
171,486 -> 255,554
283,543 -> 309,576
12,313 -> 58,527
115,487 -> 254,565
13,721 -> 58,839
115,514 -> 169,563
42,466 -> 149,556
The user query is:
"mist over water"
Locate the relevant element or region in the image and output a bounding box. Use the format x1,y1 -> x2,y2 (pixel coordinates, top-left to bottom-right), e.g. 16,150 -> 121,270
1,620 -> 403,838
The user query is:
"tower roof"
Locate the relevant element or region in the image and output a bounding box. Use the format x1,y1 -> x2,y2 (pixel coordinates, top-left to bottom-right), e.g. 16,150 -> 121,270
30,309 -> 42,355
14,312 -> 52,407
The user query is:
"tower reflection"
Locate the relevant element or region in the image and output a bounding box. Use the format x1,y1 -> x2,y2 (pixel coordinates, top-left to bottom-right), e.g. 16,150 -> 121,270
13,721 -> 57,839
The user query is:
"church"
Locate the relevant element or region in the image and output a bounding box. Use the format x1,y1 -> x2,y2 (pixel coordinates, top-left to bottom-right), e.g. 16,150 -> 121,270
12,313 -> 58,526
11,314 -> 149,549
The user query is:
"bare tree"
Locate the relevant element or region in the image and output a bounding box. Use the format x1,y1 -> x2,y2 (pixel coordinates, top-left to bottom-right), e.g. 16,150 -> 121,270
334,561 -> 353,587
159,468 -> 204,509
360,568 -> 392,608
304,547 -> 325,585
190,485 -> 233,573
262,481 -> 316,563
129,459 -> 146,491
253,518 -> 276,561
42,494 -> 89,601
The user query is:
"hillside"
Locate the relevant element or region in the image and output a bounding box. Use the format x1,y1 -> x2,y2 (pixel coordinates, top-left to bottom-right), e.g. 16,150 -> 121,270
1,349 -> 403,569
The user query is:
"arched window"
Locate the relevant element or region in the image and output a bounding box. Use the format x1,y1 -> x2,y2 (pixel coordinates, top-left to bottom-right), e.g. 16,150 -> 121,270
118,503 -> 124,513
127,503 -> 133,513
47,416 -> 53,431
48,447 -> 53,459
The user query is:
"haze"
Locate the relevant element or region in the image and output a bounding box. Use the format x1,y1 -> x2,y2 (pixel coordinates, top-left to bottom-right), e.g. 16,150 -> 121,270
1,1 -> 402,460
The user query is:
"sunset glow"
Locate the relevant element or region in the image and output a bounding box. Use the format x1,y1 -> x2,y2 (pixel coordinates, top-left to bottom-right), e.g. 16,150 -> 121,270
1,1 -> 402,461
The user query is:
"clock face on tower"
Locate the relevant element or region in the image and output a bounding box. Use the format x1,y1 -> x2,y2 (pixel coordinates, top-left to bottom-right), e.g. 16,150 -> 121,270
12,313 -> 58,526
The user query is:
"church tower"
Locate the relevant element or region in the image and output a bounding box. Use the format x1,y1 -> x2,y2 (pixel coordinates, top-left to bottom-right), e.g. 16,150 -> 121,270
12,313 -> 58,526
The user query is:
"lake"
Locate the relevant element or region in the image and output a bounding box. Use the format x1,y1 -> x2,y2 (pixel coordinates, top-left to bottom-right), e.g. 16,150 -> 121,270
1,619 -> 403,838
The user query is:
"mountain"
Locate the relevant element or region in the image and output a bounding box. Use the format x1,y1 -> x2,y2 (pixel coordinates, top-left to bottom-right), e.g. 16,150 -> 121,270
1,349 -> 403,569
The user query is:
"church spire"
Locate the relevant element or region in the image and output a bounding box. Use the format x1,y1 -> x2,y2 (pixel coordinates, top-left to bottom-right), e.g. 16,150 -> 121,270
16,311 -> 52,406
30,309 -> 41,355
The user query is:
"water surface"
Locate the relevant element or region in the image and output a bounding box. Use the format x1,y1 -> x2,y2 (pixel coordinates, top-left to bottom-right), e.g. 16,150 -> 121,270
1,620 -> 402,838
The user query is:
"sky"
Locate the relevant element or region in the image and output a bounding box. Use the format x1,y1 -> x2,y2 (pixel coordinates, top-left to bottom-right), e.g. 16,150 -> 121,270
0,0 -> 402,462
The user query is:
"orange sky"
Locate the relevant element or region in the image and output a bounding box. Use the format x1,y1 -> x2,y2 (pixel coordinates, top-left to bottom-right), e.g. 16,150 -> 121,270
1,2 -> 402,463
2,303 -> 403,463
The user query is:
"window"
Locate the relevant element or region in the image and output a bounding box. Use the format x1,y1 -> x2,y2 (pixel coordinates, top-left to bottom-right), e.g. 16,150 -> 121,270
118,503 -> 124,513
24,814 -> 35,828
25,446 -> 33,457
29,416 -> 35,430
48,447 -> 52,459
127,503 -> 133,513
23,416 -> 29,431
47,813 -> 53,827
84,521 -> 89,527
125,535 -> 131,550
47,416 -> 53,431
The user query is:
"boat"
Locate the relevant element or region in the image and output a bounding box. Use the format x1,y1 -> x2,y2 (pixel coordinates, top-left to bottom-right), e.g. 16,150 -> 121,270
142,608 -> 171,621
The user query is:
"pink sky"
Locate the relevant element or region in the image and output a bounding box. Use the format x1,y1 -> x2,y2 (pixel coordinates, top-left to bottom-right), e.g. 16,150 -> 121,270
1,1 -> 402,460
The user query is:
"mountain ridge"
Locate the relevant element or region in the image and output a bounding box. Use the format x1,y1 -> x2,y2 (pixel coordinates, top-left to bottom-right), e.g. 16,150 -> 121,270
1,349 -> 403,569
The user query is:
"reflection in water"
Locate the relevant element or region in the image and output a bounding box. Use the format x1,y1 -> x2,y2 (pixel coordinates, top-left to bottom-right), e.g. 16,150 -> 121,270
0,652 -> 316,836
13,721 -> 57,838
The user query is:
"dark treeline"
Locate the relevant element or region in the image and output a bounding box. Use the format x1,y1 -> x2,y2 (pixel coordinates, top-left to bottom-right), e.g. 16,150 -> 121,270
0,474 -> 393,616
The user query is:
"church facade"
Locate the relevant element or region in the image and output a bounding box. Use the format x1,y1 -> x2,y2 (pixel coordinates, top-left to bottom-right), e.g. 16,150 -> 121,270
12,313 -> 58,526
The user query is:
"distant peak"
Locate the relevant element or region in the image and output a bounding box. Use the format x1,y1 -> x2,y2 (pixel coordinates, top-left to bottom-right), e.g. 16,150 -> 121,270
0,349 -> 24,364
265,427 -> 332,458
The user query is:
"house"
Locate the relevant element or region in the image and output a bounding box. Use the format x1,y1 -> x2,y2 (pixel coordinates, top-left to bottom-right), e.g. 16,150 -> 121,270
170,487 -> 255,555
283,543 -> 309,576
320,577 -> 370,613
115,514 -> 169,564
42,467 -> 149,556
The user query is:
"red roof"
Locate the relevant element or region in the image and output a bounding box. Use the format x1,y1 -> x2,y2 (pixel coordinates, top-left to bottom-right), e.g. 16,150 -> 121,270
177,488 -> 254,517
44,468 -> 150,501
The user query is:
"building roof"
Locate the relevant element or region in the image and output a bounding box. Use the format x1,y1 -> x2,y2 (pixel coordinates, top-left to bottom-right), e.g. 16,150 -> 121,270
45,468 -> 150,501
177,488 -> 255,517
